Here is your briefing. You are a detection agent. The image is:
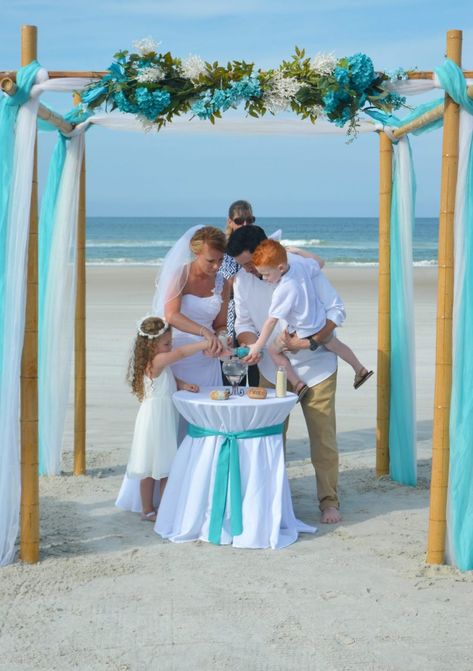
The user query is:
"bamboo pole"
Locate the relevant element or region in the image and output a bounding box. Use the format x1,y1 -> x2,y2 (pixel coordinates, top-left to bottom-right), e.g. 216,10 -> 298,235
20,24 -> 39,564
426,29 -> 462,565
0,77 -> 75,134
73,92 -> 87,476
376,131 -> 392,477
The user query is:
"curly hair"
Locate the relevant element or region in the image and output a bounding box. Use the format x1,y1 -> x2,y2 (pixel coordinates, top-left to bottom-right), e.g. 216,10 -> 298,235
127,316 -> 169,402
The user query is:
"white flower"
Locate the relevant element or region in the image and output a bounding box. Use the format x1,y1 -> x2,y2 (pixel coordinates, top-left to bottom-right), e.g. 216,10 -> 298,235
136,65 -> 165,83
262,72 -> 300,113
308,105 -> 324,119
138,115 -> 158,133
180,55 -> 207,81
132,37 -> 161,56
310,52 -> 337,76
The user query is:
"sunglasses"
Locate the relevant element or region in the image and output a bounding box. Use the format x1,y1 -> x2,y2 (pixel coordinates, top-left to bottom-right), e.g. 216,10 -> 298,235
232,216 -> 256,226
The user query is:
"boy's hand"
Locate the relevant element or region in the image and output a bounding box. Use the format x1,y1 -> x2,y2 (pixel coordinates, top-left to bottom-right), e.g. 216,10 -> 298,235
280,329 -> 306,353
244,343 -> 261,365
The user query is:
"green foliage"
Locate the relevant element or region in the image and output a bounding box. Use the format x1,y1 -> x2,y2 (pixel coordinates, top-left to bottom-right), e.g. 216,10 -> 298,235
81,45 -> 408,138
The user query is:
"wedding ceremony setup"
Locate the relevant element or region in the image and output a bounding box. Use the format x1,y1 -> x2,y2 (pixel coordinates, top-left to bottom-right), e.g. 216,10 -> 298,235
2,24 -> 473,573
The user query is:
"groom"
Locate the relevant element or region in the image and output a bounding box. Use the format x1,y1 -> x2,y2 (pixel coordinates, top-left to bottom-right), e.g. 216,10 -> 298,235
226,226 -> 345,524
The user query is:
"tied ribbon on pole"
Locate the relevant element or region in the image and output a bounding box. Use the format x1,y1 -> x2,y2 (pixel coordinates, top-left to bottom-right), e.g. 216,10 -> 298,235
187,423 -> 285,545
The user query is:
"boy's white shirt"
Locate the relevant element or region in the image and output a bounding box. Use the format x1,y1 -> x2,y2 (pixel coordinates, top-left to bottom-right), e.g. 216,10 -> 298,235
268,259 -> 327,337
234,253 -> 346,386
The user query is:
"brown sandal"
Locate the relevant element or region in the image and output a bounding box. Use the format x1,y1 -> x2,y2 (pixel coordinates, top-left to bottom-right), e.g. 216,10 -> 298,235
354,370 -> 374,390
295,382 -> 309,403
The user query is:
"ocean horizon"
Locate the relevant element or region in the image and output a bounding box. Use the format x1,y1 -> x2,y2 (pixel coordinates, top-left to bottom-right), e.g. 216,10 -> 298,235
86,216 -> 438,267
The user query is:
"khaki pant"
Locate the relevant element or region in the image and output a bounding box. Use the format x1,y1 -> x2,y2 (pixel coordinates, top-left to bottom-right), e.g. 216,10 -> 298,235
260,371 -> 339,512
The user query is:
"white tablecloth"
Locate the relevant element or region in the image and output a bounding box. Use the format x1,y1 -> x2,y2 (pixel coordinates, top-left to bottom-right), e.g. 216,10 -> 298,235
155,387 -> 316,549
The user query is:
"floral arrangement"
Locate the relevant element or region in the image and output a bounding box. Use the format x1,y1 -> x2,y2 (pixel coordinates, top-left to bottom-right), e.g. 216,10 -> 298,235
80,37 -> 407,137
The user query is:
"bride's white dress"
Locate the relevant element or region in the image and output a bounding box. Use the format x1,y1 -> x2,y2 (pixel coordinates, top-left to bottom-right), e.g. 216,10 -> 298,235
170,273 -> 224,387
116,272 -> 224,513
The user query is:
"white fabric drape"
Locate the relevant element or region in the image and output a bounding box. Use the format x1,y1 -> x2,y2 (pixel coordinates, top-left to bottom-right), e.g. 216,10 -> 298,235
39,134 -> 84,475
32,78 -> 95,94
0,69 -> 89,564
384,78 -> 439,96
0,73 -> 43,566
70,113 -> 379,136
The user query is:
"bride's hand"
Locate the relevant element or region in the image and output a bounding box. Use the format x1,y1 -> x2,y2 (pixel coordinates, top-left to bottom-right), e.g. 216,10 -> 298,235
201,328 -> 222,356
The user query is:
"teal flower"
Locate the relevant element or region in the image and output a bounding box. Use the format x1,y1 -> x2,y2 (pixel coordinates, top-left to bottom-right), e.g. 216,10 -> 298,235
334,67 -> 349,86
348,53 -> 375,93
81,84 -> 107,104
135,87 -> 171,119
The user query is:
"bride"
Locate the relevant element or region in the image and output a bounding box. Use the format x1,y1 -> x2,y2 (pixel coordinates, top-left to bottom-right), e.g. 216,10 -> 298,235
155,225 -> 230,387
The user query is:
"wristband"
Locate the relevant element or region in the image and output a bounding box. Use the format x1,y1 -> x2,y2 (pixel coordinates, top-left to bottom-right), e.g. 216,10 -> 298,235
307,336 -> 319,351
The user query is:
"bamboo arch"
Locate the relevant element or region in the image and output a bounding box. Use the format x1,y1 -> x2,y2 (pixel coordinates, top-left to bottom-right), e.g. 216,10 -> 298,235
2,25 -> 471,565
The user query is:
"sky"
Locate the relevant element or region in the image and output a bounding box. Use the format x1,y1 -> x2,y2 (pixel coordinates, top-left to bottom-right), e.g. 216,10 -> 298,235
2,0 -> 473,217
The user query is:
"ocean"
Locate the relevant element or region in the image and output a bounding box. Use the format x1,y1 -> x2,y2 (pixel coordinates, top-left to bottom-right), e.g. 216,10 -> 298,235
86,217 -> 438,267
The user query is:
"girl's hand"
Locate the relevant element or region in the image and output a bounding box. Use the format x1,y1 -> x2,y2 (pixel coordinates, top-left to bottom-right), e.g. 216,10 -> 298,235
202,328 -> 222,357
177,380 -> 199,393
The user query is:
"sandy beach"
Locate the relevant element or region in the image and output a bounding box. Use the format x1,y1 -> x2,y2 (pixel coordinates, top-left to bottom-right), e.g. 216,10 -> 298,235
1,265 -> 472,671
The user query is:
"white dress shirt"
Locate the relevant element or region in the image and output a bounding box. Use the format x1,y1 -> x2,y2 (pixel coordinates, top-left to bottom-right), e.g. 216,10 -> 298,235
234,254 -> 346,386
269,259 -> 327,337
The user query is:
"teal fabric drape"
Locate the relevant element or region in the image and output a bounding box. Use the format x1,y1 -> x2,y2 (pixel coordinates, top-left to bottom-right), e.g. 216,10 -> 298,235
0,61 -> 41,376
436,59 -> 473,570
38,135 -> 67,475
0,61 -> 42,566
187,423 -> 284,544
389,137 -> 417,485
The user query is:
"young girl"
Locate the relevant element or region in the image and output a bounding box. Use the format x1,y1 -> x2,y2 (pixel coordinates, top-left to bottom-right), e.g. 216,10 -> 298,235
126,316 -> 211,522
247,239 -> 373,399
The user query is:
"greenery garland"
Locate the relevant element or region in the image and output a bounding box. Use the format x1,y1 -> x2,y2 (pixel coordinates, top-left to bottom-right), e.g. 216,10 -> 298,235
81,37 -> 408,137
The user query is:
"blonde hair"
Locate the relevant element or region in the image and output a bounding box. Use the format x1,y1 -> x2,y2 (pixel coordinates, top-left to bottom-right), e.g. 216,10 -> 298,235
252,239 -> 287,268
190,226 -> 226,255
127,317 -> 170,401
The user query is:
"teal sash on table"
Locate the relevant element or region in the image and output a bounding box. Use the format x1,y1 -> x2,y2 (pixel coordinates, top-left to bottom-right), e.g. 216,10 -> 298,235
187,422 -> 285,545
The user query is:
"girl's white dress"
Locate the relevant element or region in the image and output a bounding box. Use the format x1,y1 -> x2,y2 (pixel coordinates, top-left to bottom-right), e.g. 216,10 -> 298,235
127,367 -> 179,480
116,271 -> 224,513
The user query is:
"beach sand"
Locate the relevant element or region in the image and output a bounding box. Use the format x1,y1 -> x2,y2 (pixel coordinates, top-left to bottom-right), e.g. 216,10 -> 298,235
1,266 -> 472,671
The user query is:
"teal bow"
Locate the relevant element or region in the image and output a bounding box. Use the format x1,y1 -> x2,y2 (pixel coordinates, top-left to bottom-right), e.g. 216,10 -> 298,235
187,422 -> 285,544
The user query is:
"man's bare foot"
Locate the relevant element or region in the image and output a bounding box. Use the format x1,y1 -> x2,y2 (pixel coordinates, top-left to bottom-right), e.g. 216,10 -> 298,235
321,507 -> 341,524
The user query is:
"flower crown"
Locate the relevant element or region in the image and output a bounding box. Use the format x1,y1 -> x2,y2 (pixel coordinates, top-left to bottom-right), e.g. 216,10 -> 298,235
137,318 -> 169,339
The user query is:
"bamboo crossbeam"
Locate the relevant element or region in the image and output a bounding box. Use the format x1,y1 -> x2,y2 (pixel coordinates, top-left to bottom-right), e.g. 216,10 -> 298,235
20,24 -> 39,564
376,132 -> 392,477
0,70 -> 107,80
392,84 -> 473,139
1,69 -> 473,81
407,70 -> 473,79
0,77 -> 74,133
426,29 -> 462,565
74,94 -> 87,476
